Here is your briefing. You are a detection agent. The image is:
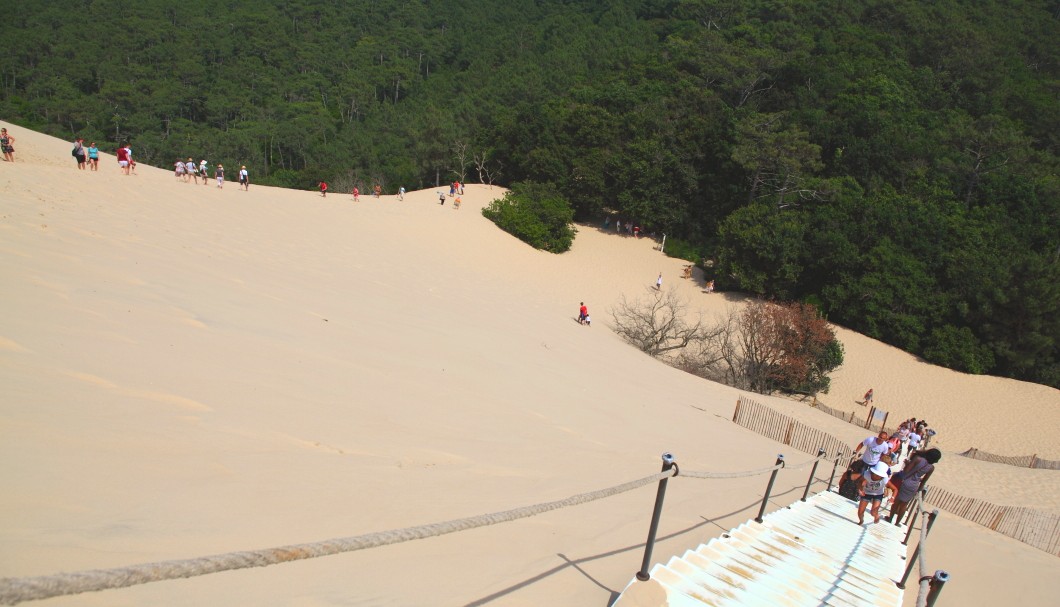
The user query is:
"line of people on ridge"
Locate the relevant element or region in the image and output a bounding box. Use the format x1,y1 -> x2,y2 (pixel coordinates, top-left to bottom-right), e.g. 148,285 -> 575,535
174,157 -> 249,190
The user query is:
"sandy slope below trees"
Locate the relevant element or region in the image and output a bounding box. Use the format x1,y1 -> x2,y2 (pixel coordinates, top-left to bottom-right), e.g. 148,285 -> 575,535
1,122 -> 1057,606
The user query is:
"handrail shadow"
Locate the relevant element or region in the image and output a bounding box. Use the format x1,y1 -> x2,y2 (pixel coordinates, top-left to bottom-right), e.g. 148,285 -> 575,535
463,481 -> 817,606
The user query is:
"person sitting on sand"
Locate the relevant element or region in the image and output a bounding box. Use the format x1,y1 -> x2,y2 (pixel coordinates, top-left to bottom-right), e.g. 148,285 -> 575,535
583,314 -> 591,327
857,461 -> 892,525
454,195 -> 462,209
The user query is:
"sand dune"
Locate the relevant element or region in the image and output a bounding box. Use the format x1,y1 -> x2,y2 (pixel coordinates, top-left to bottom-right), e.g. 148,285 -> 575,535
1,122 -> 1057,606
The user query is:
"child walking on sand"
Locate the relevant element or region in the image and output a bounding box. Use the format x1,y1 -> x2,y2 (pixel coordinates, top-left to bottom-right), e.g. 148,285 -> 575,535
319,181 -> 328,197
857,462 -> 892,525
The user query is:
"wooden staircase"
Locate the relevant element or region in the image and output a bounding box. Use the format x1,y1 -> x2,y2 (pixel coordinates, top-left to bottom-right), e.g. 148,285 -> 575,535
613,490 -> 906,607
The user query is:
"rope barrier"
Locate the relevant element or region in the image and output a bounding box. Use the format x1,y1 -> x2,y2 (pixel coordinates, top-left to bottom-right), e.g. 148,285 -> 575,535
0,454 -> 825,605
0,470 -> 675,605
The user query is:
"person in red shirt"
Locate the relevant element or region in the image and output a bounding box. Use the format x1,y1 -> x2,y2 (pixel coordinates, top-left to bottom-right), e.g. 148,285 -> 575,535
319,181 -> 328,197
115,143 -> 131,175
578,302 -> 588,324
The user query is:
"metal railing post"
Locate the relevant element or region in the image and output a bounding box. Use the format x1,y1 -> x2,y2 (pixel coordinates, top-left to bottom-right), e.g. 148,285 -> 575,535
827,453 -> 841,492
755,455 -> 785,523
897,510 -> 939,589
802,449 -> 826,501
636,452 -> 677,582
902,489 -> 927,546
924,570 -> 950,607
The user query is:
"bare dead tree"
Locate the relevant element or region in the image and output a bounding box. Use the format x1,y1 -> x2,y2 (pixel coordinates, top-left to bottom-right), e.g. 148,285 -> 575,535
610,288 -> 707,357
473,148 -> 501,187
614,296 -> 841,396
450,141 -> 470,184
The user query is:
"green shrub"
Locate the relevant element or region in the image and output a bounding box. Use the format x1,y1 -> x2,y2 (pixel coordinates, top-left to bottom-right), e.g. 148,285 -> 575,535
482,181 -> 576,253
663,237 -> 704,263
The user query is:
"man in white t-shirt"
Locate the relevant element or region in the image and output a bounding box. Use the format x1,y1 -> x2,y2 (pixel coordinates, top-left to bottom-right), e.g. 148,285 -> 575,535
907,430 -> 922,452
847,431 -> 893,483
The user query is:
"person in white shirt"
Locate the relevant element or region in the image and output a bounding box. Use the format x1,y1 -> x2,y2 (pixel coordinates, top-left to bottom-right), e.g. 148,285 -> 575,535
239,166 -> 249,191
841,431 -> 893,486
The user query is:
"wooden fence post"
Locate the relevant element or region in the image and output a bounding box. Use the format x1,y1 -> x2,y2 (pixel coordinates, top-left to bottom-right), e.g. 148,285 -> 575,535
784,421 -> 795,445
849,410 -> 856,423
865,407 -> 874,429
732,397 -> 742,423
1030,454 -> 1039,469
881,412 -> 890,433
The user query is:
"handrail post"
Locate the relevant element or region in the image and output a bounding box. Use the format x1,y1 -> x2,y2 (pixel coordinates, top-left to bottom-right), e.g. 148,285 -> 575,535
827,453 -> 841,492
902,489 -> 927,545
924,570 -> 950,607
636,452 -> 677,581
897,509 -> 939,589
802,449 -> 826,501
755,455 -> 785,523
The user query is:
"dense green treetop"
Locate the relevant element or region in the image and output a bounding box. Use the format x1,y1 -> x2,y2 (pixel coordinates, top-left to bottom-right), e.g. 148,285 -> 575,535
2,0 -> 1057,386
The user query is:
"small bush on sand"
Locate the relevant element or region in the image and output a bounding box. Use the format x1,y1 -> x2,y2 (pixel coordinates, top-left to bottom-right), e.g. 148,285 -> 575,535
482,181 -> 576,253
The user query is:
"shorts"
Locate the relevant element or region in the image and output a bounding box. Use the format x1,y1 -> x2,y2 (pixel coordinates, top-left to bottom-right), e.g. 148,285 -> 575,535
860,494 -> 884,503
75,154 -> 85,164
3,145 -> 15,153
119,160 -> 129,167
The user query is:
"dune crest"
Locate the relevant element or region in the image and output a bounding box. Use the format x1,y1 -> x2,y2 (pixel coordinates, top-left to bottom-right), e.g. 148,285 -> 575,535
1,121 -> 1057,606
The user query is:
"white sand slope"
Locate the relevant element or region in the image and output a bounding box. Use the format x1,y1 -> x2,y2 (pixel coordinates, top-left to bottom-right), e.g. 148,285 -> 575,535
1,122 -> 1057,606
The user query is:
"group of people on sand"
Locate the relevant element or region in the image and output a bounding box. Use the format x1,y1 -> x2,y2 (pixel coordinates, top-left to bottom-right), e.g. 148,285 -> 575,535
604,216 -> 644,238
349,184 -> 385,201
71,138 -> 104,171
318,182 -> 410,202
840,426 -> 942,527
437,189 -> 462,208
78,139 -> 136,175
174,157 -> 249,190
577,302 -> 591,326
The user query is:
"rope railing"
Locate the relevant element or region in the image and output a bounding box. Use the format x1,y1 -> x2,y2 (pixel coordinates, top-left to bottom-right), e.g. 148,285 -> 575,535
896,488 -> 948,606
0,454 -> 825,606
915,493 -> 932,607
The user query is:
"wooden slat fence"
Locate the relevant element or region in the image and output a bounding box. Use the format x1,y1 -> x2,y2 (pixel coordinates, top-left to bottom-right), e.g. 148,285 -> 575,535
733,396 -> 1060,557
810,400 -> 881,432
926,486 -> 1060,556
733,396 -> 851,460
960,448 -> 1060,471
